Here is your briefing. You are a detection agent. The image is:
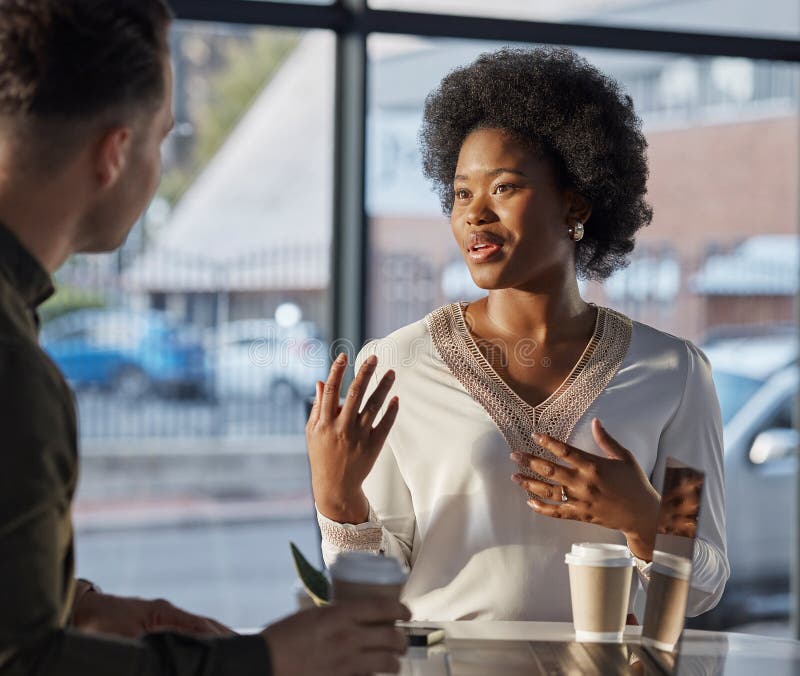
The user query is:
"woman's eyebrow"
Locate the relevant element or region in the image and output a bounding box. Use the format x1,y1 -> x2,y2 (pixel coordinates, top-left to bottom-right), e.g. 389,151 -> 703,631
487,167 -> 527,177
454,167 -> 527,181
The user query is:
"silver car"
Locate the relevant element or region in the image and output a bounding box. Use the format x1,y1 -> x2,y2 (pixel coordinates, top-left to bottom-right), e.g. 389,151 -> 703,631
688,327 -> 798,629
206,319 -> 328,404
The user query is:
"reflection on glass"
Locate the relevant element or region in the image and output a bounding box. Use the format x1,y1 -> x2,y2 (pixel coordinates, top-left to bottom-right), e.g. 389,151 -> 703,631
631,645 -> 728,676
655,459 -> 705,555
633,461 -> 726,675
640,459 -> 704,669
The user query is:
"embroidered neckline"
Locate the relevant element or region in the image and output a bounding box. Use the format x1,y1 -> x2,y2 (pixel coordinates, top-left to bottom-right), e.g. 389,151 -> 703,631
425,302 -> 633,487
453,301 -> 603,415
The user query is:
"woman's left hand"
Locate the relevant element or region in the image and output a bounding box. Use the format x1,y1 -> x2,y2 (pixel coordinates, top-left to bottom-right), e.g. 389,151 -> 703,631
510,418 -> 660,561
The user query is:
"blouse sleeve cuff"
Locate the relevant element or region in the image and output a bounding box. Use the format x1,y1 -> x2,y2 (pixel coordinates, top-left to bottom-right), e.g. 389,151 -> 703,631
634,556 -> 654,589
316,505 -> 384,553
689,537 -> 729,593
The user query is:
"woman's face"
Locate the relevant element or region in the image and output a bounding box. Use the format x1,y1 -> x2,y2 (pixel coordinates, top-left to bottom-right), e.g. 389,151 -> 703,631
451,127 -> 581,292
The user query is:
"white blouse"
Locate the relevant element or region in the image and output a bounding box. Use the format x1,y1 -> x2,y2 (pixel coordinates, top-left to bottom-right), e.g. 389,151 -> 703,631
318,302 -> 729,622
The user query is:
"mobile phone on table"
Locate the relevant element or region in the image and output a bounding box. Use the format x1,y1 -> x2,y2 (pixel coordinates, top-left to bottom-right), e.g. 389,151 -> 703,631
400,625 -> 445,646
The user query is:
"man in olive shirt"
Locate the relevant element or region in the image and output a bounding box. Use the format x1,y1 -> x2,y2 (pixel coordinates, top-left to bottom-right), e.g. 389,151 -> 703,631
0,1 -> 409,674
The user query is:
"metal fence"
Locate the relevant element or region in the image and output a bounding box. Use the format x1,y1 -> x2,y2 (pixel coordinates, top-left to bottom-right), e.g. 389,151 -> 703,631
45,236 -> 798,439
44,245 -> 331,439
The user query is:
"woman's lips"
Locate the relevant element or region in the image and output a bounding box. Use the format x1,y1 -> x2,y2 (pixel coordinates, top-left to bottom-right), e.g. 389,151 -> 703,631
467,231 -> 505,263
468,243 -> 503,262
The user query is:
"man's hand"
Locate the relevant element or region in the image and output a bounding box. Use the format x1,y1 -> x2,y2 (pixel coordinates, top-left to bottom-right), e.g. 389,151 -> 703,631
262,598 -> 411,676
72,590 -> 233,638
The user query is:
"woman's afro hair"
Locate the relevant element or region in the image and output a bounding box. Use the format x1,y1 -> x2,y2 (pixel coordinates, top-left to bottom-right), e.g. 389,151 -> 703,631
419,46 -> 653,280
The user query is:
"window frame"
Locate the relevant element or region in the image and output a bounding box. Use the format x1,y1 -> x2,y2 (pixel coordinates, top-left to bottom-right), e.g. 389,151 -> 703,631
169,0 -> 800,639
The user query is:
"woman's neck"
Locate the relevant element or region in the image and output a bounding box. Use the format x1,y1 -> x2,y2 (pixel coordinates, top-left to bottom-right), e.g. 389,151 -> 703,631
477,282 -> 592,345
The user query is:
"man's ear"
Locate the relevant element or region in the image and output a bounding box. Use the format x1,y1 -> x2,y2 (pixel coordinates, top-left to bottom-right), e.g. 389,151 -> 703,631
566,191 -> 592,225
94,126 -> 132,189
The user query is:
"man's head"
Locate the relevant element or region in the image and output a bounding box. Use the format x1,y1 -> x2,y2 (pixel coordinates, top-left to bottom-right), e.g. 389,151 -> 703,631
0,0 -> 174,253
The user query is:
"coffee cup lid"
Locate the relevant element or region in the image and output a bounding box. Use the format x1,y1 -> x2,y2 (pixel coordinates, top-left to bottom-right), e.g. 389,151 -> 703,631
564,542 -> 634,568
651,550 -> 693,580
329,551 -> 409,585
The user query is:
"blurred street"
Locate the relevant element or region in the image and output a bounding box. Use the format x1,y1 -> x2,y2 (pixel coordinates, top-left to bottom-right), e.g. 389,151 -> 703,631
76,391 -> 308,438
73,390 -> 320,629
75,519 -> 320,629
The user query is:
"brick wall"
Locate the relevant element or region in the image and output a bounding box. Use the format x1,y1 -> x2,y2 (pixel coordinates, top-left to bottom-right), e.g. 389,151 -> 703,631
369,114 -> 799,341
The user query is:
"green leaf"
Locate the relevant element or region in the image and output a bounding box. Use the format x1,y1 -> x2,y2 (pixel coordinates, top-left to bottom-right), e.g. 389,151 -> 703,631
290,542 -> 330,606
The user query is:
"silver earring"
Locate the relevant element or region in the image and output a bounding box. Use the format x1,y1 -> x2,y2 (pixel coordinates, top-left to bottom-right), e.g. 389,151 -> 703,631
568,221 -> 584,242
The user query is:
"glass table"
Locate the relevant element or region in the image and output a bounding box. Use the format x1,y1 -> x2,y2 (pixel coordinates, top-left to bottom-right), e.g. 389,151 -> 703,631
388,621 -> 800,675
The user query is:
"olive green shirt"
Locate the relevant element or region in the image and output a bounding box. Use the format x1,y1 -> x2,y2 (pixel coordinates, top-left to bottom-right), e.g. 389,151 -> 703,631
0,224 -> 270,675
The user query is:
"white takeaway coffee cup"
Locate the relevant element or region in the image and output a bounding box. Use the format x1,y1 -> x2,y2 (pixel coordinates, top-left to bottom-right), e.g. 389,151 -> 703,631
329,552 -> 408,607
565,543 -> 635,643
641,550 -> 693,652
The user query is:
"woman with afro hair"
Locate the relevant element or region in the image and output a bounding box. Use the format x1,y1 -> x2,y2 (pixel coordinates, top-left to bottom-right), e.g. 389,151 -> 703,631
307,47 -> 728,622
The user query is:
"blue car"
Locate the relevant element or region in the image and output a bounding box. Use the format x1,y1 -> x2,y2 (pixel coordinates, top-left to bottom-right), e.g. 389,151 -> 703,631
41,309 -> 208,399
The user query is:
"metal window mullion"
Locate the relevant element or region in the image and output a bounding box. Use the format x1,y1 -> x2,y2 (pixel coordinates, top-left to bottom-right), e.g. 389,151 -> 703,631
169,0 -> 347,31
331,0 -> 368,360
794,92 -> 800,642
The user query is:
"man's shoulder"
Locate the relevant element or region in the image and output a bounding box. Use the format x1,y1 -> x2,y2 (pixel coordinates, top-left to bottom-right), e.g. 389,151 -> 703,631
0,337 -> 77,494
0,285 -> 32,338
0,335 -> 74,425
0,334 -> 43,368
0,334 -> 61,383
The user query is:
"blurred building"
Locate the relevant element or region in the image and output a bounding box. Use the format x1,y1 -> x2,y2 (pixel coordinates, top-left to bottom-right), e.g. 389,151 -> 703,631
125,32 -> 334,331
127,1 -> 799,342
366,40 -> 799,340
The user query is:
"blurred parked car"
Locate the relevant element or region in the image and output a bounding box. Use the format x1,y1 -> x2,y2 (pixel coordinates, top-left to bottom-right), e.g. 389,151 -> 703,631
688,326 -> 798,630
41,309 -> 208,399
206,319 -> 327,404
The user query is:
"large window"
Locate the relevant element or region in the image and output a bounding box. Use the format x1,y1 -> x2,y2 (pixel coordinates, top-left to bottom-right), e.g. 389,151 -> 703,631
46,23 -> 335,628
44,0 -> 799,638
366,34 -> 799,634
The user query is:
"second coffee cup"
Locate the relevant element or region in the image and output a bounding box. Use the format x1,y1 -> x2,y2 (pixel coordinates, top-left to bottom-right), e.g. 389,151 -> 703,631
565,542 -> 634,643
330,551 -> 408,607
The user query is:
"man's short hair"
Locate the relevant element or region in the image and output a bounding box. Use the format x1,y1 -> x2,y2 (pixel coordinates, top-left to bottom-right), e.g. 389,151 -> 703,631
0,0 -> 172,119
0,0 -> 173,170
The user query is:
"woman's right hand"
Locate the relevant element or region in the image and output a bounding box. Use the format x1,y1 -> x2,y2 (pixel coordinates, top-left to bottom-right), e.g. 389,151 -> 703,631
306,352 -> 399,524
